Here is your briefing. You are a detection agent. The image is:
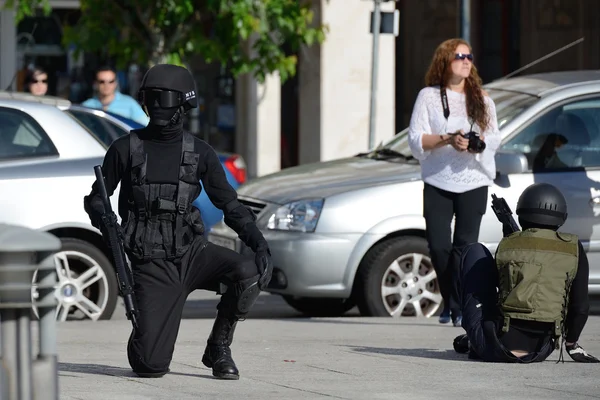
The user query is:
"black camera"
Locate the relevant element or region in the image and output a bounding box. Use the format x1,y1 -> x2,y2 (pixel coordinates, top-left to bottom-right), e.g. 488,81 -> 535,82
462,131 -> 486,153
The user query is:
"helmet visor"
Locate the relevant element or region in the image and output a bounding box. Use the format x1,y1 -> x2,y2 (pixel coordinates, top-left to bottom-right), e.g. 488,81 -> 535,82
139,89 -> 183,108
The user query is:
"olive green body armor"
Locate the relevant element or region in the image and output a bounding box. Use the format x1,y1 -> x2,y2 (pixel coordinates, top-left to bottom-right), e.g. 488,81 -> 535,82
495,228 -> 579,346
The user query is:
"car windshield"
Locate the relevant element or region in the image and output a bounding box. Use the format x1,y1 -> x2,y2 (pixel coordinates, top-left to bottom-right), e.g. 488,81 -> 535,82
379,88 -> 539,155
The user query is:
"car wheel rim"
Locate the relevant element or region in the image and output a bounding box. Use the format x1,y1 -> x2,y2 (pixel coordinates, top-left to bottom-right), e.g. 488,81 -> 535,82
31,250 -> 110,321
380,252 -> 442,318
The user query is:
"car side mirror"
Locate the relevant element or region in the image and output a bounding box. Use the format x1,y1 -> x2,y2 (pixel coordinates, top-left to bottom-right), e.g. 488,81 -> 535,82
495,150 -> 528,175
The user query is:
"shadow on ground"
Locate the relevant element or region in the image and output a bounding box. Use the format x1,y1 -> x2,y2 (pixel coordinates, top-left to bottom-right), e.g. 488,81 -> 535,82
345,345 -> 468,362
58,362 -> 213,380
140,294 -> 600,321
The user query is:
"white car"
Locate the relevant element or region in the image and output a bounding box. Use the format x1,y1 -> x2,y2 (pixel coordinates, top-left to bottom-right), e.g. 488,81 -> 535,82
0,92 -> 121,321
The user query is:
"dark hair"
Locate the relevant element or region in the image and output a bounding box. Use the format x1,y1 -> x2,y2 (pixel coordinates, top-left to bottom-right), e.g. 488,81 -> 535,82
95,65 -> 116,79
424,38 -> 490,132
25,66 -> 47,85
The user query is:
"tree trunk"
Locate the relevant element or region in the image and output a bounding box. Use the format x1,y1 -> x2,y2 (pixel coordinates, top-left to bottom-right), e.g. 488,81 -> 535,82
148,31 -> 168,67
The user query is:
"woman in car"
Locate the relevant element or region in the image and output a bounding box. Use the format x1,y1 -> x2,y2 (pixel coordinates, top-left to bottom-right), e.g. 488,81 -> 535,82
407,38 -> 502,326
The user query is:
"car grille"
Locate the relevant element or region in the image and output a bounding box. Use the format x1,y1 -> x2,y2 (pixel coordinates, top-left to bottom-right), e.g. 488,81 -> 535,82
238,198 -> 267,216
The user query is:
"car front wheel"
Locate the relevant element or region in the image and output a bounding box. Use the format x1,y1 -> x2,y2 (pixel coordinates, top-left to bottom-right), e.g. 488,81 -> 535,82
354,236 -> 443,317
32,238 -> 118,322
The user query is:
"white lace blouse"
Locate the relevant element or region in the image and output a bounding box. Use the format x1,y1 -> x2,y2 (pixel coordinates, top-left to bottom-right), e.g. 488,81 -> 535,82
407,86 -> 502,193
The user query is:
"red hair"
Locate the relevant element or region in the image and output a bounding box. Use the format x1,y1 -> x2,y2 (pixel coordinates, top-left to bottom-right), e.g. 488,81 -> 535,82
424,38 -> 490,132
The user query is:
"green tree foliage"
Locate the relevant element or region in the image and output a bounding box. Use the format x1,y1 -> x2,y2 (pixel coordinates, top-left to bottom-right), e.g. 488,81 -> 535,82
5,0 -> 328,83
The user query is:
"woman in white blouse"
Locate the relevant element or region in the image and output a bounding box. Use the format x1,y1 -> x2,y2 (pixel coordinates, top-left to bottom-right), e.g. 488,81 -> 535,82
408,38 -> 502,326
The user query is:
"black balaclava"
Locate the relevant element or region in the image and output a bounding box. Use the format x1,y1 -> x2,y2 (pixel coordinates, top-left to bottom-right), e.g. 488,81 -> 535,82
138,64 -> 198,140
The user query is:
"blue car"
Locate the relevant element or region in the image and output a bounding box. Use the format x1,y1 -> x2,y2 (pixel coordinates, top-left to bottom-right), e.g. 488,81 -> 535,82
66,105 -> 246,232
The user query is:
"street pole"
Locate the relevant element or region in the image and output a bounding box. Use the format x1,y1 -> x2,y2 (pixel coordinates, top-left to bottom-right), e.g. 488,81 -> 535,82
368,0 -> 382,150
460,0 -> 471,43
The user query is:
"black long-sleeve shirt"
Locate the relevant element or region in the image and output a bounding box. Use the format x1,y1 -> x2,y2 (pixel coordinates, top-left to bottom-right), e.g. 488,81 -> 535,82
500,240 -> 590,350
84,125 -> 268,253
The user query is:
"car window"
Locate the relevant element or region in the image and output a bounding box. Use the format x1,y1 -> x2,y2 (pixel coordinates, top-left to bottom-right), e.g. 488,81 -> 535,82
103,119 -> 130,138
501,96 -> 600,171
66,110 -> 117,148
0,107 -> 58,161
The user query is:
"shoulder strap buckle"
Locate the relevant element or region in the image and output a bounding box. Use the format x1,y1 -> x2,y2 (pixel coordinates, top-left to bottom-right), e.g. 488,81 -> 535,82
177,200 -> 187,214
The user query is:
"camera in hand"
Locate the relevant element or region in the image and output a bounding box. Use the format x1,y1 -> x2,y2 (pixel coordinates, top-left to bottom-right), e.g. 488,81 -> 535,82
462,131 -> 486,153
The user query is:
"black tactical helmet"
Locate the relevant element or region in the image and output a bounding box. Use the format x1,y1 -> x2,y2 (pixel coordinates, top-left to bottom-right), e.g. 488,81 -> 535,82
138,64 -> 198,125
516,183 -> 568,227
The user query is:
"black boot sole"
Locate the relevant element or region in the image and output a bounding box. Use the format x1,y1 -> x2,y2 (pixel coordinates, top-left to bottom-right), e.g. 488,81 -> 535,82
213,371 -> 239,380
202,354 -> 239,380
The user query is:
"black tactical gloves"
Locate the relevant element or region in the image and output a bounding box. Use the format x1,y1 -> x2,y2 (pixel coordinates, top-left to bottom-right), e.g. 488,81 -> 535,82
566,343 -> 600,363
453,334 -> 470,354
254,244 -> 273,290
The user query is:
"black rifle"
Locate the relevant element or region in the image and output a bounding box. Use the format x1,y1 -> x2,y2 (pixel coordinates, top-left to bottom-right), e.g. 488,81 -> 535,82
491,194 -> 521,235
93,165 -> 139,330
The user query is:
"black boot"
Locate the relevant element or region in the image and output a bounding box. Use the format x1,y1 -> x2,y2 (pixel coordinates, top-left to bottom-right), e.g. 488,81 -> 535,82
202,315 -> 240,380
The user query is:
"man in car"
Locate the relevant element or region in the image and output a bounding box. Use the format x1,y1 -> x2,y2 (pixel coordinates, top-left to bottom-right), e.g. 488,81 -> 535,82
452,183 -> 598,363
83,64 -> 273,379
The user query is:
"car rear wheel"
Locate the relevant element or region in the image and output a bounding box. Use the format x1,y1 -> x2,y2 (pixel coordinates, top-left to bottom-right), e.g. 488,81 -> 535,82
32,238 -> 118,322
354,236 -> 442,318
282,296 -> 356,317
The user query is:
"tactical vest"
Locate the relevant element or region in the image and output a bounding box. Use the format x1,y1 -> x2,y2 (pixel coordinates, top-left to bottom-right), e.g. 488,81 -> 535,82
495,228 -> 579,347
121,131 -> 204,261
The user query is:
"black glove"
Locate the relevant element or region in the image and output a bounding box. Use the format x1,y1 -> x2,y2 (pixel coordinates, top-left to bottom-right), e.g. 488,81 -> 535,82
254,246 -> 273,291
566,343 -> 600,363
99,212 -> 125,243
453,334 -> 470,354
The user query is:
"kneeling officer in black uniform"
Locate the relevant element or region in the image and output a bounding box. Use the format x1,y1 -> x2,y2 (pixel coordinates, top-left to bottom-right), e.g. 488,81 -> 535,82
84,64 -> 273,379
452,183 -> 598,363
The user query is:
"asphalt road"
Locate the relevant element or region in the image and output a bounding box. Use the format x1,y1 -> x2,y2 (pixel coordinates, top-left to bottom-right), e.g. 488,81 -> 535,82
108,290 -> 359,320
53,313 -> 600,400
109,290 -> 600,321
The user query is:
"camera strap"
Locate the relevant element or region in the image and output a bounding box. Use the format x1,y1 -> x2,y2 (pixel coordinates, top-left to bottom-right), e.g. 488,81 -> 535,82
440,87 -> 475,131
440,88 -> 450,120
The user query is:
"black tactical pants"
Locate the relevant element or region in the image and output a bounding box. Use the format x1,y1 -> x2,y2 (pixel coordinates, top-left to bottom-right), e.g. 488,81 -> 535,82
455,243 -> 554,363
126,237 -> 259,375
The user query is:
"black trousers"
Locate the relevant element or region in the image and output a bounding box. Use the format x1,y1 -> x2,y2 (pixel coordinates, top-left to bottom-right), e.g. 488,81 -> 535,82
423,183 -> 488,316
126,237 -> 259,374
456,242 -> 554,363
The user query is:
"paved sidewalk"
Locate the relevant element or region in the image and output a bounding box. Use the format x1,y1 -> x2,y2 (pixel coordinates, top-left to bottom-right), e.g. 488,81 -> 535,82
52,315 -> 600,400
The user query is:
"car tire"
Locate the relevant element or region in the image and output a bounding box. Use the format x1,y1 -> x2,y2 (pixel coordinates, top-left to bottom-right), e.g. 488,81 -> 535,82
33,238 -> 119,322
354,236 -> 442,318
282,296 -> 356,317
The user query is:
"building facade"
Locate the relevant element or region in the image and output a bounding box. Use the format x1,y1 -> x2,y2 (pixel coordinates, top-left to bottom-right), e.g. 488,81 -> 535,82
1,0 -> 598,178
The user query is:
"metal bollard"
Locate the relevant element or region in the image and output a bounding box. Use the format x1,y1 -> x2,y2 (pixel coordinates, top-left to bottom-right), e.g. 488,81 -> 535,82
0,224 -> 61,400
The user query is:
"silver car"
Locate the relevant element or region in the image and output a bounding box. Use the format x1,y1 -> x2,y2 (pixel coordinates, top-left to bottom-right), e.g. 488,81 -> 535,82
0,92 -> 124,322
208,70 -> 600,318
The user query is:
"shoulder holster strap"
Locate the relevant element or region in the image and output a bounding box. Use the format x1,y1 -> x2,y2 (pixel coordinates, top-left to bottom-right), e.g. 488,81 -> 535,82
174,132 -> 199,256
129,132 -> 151,257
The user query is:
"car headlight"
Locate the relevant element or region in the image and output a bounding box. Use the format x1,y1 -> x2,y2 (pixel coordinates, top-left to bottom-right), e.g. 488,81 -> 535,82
266,199 -> 324,233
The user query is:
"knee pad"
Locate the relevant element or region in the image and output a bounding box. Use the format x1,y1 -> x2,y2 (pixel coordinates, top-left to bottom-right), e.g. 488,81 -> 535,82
235,276 -> 260,315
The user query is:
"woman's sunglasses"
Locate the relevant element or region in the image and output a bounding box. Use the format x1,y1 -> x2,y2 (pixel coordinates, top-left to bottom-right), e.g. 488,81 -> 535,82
455,53 -> 473,61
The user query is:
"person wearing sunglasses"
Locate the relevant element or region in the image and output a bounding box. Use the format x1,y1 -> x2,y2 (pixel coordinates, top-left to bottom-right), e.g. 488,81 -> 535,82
407,38 -> 502,327
84,64 -> 272,380
25,66 -> 49,96
81,66 -> 149,126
